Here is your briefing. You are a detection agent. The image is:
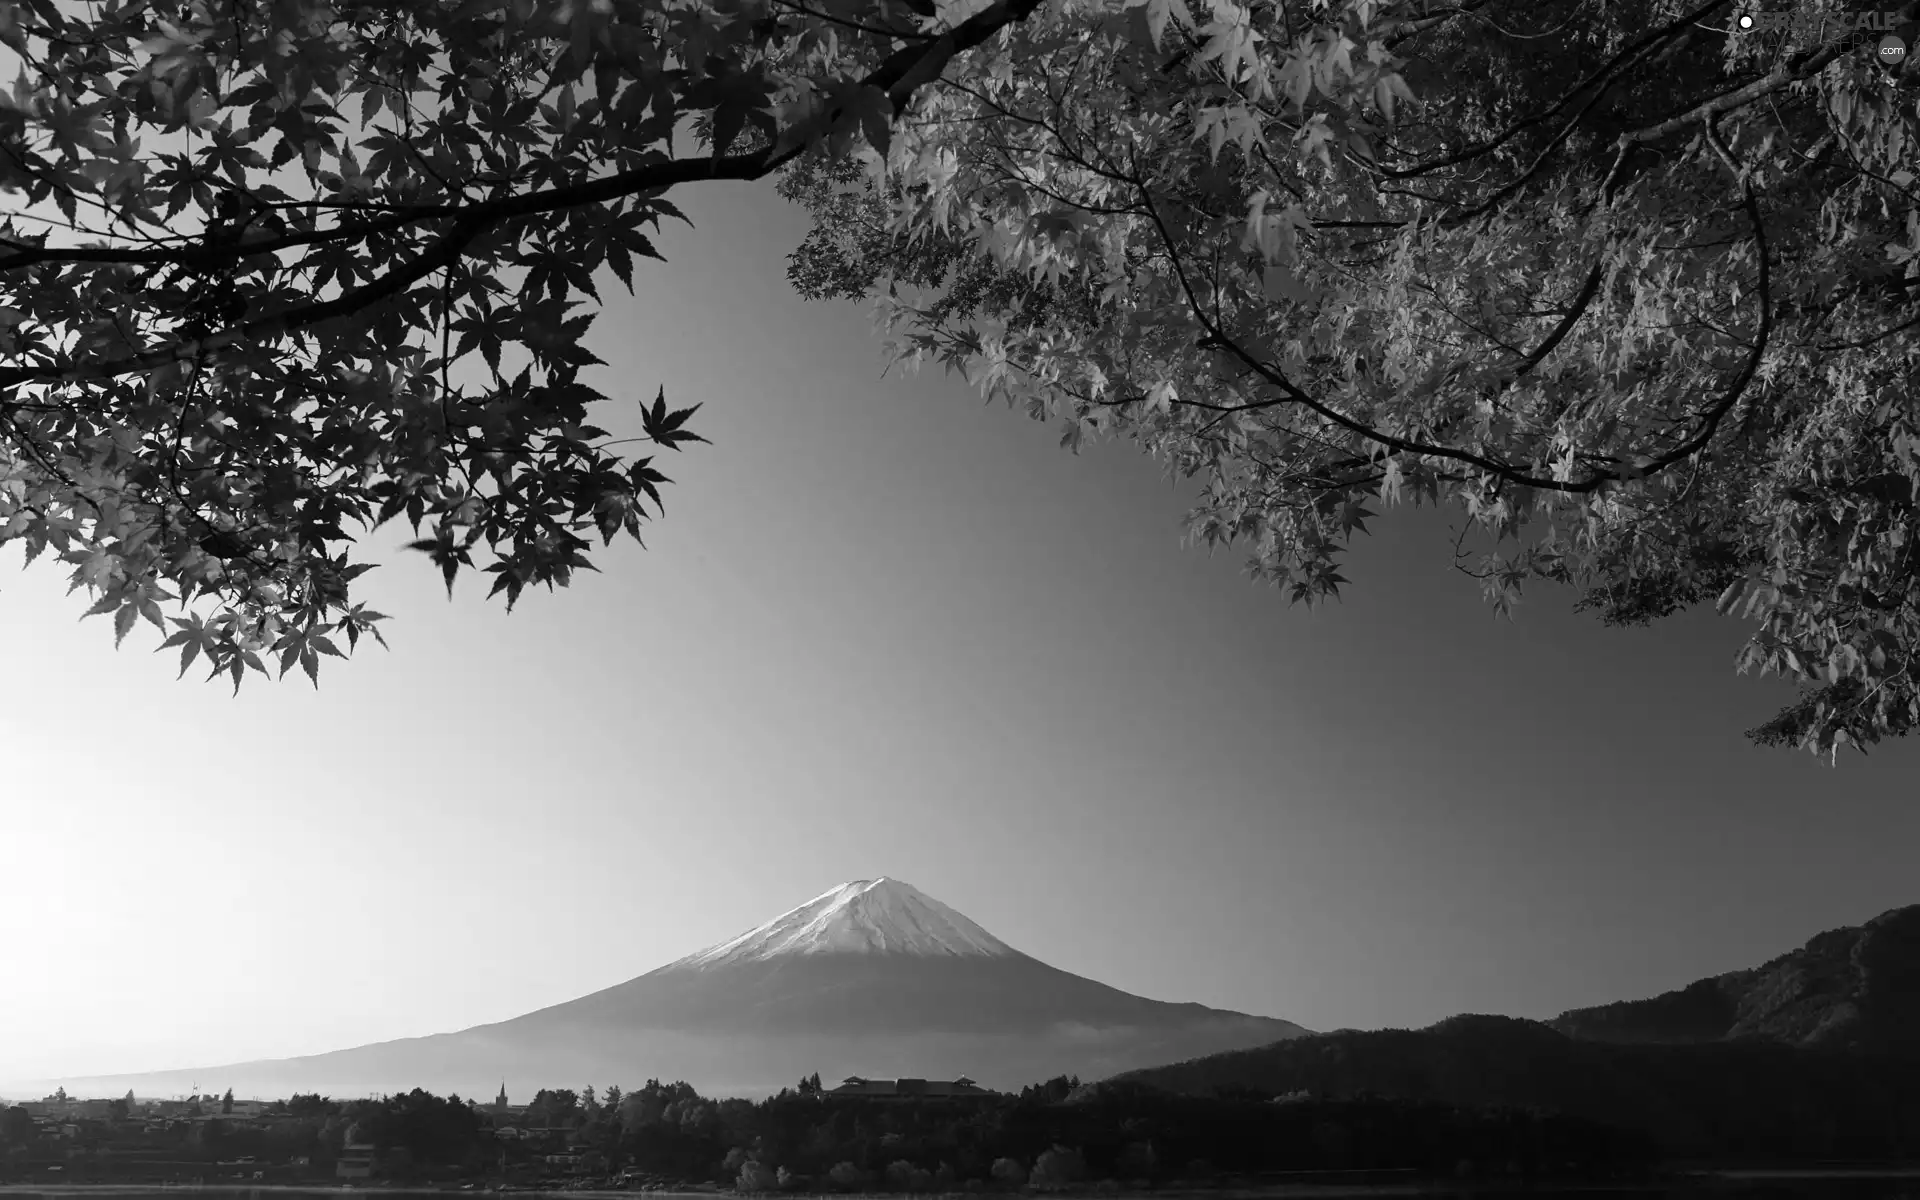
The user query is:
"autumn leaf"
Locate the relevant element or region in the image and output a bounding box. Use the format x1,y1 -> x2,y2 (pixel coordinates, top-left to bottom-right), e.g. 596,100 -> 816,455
641,388 -> 710,452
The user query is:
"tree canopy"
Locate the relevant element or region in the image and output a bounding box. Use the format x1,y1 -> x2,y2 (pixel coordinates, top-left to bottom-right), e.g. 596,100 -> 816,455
2,0 -> 1917,756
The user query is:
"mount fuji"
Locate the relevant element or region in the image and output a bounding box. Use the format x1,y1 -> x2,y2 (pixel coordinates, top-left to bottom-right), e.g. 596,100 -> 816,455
69,878 -> 1310,1098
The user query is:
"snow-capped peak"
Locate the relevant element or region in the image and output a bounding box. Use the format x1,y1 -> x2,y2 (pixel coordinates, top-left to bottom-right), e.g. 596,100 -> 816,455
668,878 -> 1017,968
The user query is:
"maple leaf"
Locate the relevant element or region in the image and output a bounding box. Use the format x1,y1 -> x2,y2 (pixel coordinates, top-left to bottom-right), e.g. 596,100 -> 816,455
640,388 -> 711,452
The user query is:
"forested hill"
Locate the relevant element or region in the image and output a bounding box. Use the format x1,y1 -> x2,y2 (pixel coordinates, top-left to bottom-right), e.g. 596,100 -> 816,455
1548,904 -> 1920,1052
1105,1015 -> 1920,1161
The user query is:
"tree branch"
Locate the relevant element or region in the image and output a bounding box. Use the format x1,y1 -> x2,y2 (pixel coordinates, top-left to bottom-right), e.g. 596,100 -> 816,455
1507,259 -> 1606,382
1380,0 -> 1730,181
0,218 -> 489,389
1619,38 -> 1854,149
0,0 -> 1053,392
1137,181 -> 1772,497
0,0 -> 1047,274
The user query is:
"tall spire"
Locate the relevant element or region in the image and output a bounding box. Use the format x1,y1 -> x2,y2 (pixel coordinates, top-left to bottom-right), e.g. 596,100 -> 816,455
494,1081 -> 507,1111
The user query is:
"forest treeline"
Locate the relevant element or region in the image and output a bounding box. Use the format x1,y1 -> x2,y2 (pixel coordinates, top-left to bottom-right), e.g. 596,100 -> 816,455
4,1075 -> 1659,1187
1112,1016 -> 1920,1163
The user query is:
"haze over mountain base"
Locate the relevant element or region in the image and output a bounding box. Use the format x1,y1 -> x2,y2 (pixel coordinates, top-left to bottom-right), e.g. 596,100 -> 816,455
60,879 -> 1309,1099
60,1019 -> 1296,1101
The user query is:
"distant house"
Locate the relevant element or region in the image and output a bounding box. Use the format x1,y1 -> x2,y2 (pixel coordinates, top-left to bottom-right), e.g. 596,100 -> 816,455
829,1076 -> 996,1099
193,1113 -> 271,1132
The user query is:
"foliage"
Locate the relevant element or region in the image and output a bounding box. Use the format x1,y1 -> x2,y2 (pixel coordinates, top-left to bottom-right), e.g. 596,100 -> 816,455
1114,1138 -> 1155,1176
777,0 -> 1920,758
0,0 -> 1045,688
738,1157 -> 780,1190
526,1087 -> 580,1127
1029,1143 -> 1087,1188
311,1081 -> 1669,1180
272,1093 -> 343,1119
0,1105 -> 35,1145
344,1087 -> 486,1165
15,0 -> 1920,755
8,1078 -> 1712,1184
1109,1017 -> 1920,1160
1019,1075 -> 1080,1104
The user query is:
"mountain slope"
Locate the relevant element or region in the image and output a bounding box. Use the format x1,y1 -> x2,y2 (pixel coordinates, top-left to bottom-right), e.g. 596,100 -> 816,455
72,877 -> 1309,1099
1106,904 -> 1920,1162
1105,1014 -> 1920,1159
1547,903 -> 1920,1052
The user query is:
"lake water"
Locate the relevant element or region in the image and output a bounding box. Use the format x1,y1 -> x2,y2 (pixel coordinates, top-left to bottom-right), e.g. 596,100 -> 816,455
4,1180 -> 1920,1200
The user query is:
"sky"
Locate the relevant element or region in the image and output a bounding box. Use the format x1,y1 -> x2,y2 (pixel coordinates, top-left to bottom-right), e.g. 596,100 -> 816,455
2,176 -> 1917,1095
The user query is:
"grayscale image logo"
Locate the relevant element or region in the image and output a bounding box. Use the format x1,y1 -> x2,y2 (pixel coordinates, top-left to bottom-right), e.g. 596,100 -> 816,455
1734,7 -> 1920,68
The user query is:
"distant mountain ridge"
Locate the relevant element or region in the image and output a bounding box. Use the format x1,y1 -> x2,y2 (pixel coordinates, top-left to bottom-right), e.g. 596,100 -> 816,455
1547,903 -> 1920,1052
1103,904 -> 1920,1162
1102,1013 -> 1920,1159
69,877 -> 1310,1099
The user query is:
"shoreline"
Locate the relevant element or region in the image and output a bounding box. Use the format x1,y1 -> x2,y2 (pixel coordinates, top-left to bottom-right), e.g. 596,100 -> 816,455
0,1180 -> 1903,1197
3,1170 -> 1919,1196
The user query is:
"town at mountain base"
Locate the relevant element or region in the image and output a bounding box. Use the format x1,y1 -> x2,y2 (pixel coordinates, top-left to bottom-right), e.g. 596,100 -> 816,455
1104,904 -> 1920,1163
68,879 -> 1309,1099
68,1019 -> 1295,1105
1,1076 -> 1665,1191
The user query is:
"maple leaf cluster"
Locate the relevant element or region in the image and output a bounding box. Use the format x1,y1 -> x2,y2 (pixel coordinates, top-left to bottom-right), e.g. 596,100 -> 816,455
0,0 -> 1029,689
6,0 -> 1920,758
780,0 -> 1920,759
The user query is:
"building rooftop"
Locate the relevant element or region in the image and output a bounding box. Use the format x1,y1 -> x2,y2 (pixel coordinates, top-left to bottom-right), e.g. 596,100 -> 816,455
829,1076 -> 995,1098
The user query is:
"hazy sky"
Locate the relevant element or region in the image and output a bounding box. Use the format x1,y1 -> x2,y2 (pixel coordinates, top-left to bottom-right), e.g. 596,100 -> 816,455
2,178 -> 1915,1093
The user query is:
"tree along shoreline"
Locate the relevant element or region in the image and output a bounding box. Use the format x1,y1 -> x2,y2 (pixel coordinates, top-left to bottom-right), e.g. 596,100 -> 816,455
21,1173 -> 1920,1199
0,1081 -> 1664,1192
